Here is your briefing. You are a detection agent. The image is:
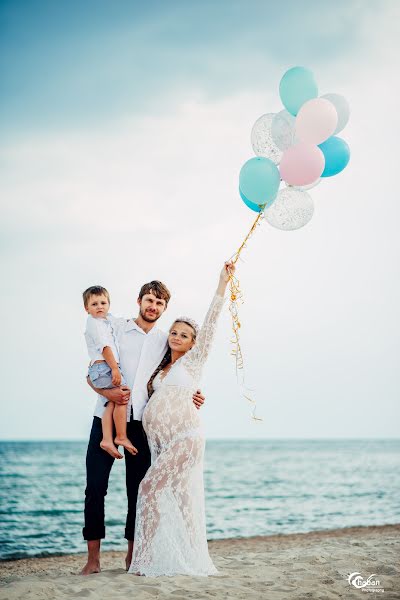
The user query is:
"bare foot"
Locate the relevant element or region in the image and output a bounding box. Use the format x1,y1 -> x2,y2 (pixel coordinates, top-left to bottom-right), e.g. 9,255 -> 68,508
100,440 -> 123,459
115,436 -> 138,456
125,540 -> 134,571
80,560 -> 101,575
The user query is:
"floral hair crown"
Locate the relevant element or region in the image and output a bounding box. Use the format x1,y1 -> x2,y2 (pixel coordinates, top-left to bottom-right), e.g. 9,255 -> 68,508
174,316 -> 199,337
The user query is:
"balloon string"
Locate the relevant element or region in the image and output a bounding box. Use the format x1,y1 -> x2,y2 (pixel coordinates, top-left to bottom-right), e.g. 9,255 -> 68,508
228,208 -> 265,421
230,210 -> 265,265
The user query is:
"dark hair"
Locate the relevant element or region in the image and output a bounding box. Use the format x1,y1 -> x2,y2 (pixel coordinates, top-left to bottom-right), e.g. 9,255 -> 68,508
138,280 -> 171,306
83,285 -> 110,308
147,348 -> 171,399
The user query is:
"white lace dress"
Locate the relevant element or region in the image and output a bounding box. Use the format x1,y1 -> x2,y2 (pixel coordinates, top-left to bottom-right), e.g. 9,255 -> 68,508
128,293 -> 224,577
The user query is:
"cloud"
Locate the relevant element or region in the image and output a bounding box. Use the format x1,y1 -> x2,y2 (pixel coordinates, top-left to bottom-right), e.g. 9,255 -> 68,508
1,0 -> 399,439
0,0 -> 393,134
0,90 -> 269,241
1,63 -> 400,440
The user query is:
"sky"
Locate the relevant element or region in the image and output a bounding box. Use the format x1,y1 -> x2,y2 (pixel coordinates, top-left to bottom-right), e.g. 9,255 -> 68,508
1,0 -> 399,440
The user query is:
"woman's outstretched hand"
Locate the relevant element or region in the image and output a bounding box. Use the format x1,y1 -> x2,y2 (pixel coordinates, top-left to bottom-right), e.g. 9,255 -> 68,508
220,260 -> 235,283
217,261 -> 236,295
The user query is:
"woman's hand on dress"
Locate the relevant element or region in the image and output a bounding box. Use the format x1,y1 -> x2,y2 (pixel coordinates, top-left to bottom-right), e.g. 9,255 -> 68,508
192,389 -> 205,410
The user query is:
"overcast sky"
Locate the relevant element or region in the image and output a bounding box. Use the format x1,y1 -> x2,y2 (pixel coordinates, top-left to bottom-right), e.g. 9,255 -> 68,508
1,0 -> 399,440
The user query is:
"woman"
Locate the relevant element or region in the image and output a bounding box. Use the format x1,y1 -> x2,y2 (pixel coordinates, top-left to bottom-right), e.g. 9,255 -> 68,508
129,261 -> 234,577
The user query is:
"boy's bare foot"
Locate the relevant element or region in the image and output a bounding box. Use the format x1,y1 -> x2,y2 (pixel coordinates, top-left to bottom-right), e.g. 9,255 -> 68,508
80,559 -> 101,575
100,440 -> 123,459
114,436 -> 138,456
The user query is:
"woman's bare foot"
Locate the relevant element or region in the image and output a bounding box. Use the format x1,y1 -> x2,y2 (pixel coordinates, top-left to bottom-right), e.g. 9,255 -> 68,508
115,436 -> 138,456
80,559 -> 101,575
100,440 -> 123,459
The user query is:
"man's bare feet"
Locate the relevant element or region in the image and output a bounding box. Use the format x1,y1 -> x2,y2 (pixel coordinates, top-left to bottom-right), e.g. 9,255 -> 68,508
82,540 -> 101,576
115,436 -> 138,456
100,440 -> 123,459
80,559 -> 101,575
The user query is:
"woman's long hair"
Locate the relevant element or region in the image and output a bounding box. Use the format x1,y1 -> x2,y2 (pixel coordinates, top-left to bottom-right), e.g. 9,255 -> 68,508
147,319 -> 197,399
147,347 -> 171,399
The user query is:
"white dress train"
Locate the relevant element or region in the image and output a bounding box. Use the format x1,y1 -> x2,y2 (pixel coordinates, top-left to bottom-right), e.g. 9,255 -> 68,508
129,293 -> 224,577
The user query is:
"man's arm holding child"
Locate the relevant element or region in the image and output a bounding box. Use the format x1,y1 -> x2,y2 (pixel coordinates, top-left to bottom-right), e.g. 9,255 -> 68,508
87,376 -> 130,405
87,377 -> 202,408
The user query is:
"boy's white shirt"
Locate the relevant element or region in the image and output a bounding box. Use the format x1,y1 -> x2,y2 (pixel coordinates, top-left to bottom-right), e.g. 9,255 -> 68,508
84,314 -> 121,365
92,316 -> 168,422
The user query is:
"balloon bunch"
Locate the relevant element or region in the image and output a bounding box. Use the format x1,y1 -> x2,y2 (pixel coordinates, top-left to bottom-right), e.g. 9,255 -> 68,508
240,66 -> 351,230
229,67 -> 350,419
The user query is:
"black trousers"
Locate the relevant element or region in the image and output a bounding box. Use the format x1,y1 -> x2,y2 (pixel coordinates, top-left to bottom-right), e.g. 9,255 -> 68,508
82,416 -> 151,541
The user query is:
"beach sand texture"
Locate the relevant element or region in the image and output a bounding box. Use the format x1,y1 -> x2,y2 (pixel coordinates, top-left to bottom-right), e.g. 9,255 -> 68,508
0,524 -> 399,600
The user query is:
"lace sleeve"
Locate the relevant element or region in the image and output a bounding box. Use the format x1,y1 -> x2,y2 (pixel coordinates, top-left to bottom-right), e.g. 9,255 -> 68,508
182,293 -> 225,381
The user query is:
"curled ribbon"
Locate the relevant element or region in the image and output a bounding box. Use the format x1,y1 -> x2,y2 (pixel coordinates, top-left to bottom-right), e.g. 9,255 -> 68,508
228,208 -> 265,421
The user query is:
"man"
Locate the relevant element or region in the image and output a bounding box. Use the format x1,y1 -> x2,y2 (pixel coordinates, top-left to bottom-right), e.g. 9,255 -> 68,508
81,280 -> 205,575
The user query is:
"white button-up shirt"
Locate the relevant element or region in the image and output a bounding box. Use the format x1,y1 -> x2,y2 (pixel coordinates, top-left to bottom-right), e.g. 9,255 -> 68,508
84,314 -> 120,365
93,317 -> 168,422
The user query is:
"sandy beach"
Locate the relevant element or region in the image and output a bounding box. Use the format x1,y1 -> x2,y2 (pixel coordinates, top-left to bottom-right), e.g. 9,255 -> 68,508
0,524 -> 399,599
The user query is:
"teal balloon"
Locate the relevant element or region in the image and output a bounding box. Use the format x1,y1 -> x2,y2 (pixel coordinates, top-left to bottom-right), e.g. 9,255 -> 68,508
239,157 -> 280,208
319,136 -> 350,177
239,187 -> 262,212
279,66 -> 318,116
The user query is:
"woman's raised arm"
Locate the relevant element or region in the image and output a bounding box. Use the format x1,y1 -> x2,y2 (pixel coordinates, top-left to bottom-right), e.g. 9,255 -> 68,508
183,261 -> 235,379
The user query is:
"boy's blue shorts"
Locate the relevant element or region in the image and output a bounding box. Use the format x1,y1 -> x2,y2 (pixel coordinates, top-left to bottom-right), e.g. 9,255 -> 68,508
88,362 -> 126,390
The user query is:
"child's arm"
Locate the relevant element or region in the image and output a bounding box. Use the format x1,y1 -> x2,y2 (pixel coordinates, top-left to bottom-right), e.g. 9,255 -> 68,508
102,346 -> 122,386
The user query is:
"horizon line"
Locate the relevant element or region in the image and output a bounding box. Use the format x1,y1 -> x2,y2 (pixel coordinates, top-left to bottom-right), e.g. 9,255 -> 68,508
1,437 -> 399,442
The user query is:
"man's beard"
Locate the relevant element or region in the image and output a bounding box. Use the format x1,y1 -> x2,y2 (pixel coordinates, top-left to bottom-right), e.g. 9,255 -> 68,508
140,308 -> 160,323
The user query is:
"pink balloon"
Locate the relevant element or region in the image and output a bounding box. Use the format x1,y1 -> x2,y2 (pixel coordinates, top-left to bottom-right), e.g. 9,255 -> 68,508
296,98 -> 338,145
279,143 -> 325,186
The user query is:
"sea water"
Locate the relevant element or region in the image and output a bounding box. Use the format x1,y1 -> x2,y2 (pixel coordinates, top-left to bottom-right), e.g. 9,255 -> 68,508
0,439 -> 399,560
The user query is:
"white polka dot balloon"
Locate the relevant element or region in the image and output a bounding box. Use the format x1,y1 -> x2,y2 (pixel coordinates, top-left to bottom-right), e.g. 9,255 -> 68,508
271,109 -> 297,151
251,113 -> 282,165
264,187 -> 314,231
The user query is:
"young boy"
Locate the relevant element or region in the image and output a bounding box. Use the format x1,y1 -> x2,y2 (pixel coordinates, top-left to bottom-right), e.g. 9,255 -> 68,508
83,285 -> 137,459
